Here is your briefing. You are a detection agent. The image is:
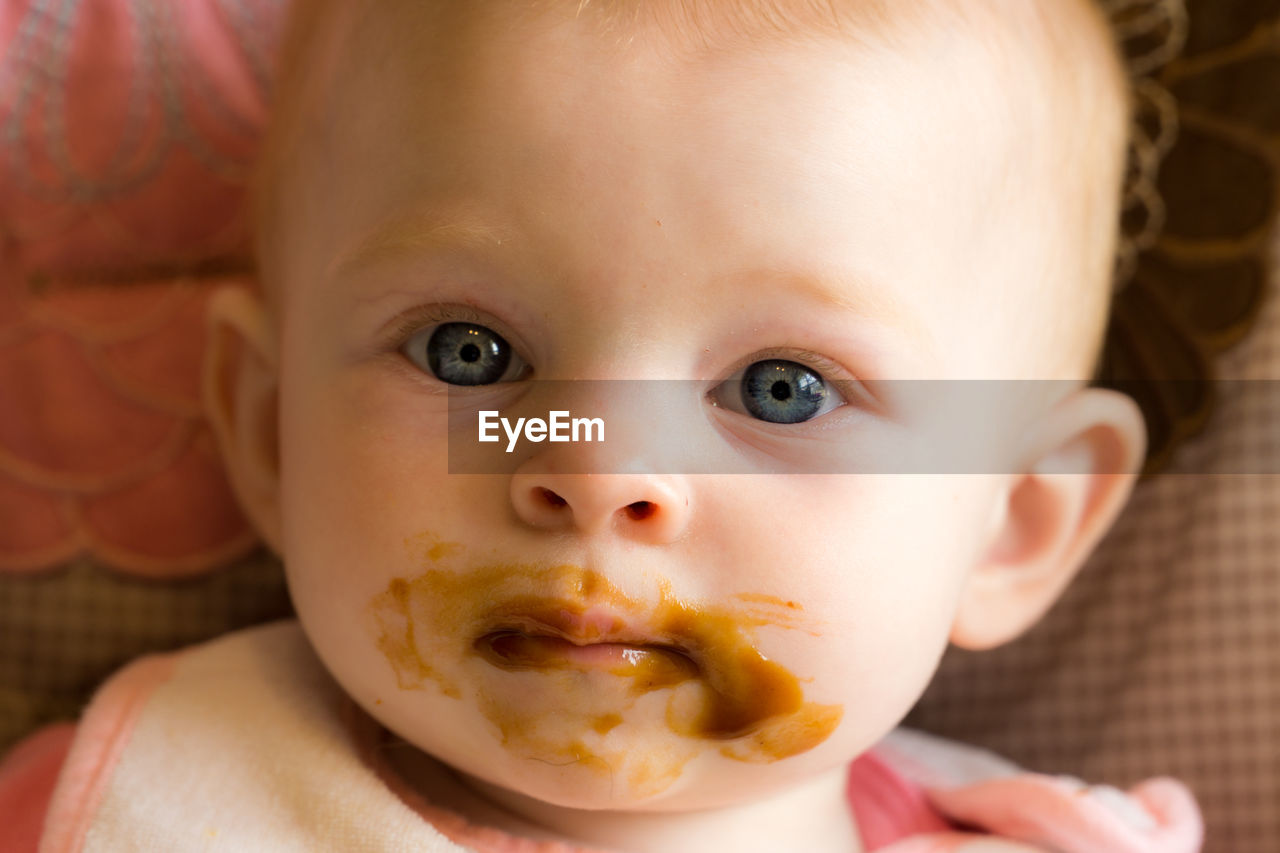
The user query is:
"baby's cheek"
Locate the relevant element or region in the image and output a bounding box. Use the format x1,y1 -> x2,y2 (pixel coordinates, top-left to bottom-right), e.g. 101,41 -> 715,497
798,529 -> 974,731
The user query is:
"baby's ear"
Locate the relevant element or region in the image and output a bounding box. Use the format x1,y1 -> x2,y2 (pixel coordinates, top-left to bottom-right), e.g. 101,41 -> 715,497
949,387 -> 1147,651
202,285 -> 284,555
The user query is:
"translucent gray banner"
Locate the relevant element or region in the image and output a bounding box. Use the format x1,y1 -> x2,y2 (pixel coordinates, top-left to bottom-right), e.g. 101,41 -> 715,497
444,380 -> 1271,474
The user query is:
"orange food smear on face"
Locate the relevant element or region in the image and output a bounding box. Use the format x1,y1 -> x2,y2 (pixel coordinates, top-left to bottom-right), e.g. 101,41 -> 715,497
592,713 -> 623,734
426,541 -> 462,561
368,550 -> 842,796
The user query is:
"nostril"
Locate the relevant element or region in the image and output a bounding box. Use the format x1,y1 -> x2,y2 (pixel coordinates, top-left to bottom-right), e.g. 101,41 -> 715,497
536,487 -> 569,509
625,501 -> 656,521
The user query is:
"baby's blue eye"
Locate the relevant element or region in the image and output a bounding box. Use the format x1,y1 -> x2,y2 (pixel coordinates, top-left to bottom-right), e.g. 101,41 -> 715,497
419,322 -> 517,386
739,359 -> 830,424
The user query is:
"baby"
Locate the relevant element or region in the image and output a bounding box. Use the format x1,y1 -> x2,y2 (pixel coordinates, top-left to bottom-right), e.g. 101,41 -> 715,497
14,0 -> 1205,851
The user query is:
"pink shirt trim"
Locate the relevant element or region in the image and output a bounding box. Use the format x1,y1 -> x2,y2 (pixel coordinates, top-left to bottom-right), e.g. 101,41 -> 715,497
847,750 -> 953,848
38,653 -> 177,853
0,723 -> 76,853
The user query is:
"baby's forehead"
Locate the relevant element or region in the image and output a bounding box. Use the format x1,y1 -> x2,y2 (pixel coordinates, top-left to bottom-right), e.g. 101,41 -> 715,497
418,0 -> 1082,50
328,0 -> 1123,197
329,0 -> 1112,168
335,0 -> 1110,86
307,0 -> 1122,241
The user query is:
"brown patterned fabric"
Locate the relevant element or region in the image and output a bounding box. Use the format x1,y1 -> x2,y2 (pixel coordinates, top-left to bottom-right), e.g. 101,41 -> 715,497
1097,0 -> 1274,474
0,550 -> 291,752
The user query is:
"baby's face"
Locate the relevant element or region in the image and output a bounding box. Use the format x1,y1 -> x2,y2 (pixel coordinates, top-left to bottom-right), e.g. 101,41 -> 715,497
262,2 -> 1115,818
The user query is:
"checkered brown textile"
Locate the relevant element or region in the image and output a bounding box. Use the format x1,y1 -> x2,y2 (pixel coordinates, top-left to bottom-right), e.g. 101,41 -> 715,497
0,550 -> 291,752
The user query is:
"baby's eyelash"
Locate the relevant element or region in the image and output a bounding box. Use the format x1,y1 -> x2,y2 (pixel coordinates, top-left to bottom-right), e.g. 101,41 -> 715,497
720,347 -> 873,410
785,352 -> 850,383
727,348 -> 853,384
383,304 -> 486,348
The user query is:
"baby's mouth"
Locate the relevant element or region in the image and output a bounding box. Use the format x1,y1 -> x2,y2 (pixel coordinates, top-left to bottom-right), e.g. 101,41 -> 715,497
474,611 -> 700,686
371,562 -> 843,762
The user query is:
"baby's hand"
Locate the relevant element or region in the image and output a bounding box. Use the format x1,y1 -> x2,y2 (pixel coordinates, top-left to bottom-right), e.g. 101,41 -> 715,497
878,834 -> 1051,853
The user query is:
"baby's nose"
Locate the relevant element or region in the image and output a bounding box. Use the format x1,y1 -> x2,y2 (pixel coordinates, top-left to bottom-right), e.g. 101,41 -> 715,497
509,471 -> 691,543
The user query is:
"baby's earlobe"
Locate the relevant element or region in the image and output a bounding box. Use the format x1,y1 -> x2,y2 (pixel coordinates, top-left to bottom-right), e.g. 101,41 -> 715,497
950,388 -> 1146,650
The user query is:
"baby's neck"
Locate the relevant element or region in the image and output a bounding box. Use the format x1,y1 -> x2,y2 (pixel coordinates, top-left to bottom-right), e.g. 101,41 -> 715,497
385,745 -> 863,853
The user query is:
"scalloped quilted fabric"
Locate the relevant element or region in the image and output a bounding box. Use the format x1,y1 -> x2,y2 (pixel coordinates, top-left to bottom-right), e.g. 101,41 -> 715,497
0,0 -> 286,575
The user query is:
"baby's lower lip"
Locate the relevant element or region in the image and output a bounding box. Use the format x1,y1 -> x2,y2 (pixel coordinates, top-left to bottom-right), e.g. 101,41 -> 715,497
476,631 -> 698,684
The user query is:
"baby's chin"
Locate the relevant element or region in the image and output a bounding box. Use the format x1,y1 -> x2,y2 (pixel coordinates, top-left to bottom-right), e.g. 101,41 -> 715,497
448,740 -> 792,815
475,737 -> 710,812
386,692 -> 852,820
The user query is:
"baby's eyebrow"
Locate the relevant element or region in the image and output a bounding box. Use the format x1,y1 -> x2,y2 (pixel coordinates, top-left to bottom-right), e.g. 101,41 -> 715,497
328,207 -> 517,282
704,263 -> 930,371
767,270 -> 924,345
